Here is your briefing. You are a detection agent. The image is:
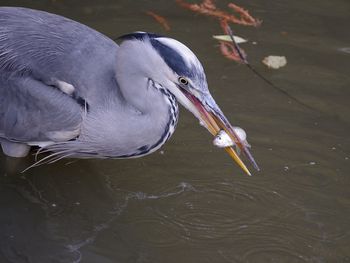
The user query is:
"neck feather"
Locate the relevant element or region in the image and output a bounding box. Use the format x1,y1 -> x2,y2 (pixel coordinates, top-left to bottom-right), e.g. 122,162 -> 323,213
51,79 -> 179,158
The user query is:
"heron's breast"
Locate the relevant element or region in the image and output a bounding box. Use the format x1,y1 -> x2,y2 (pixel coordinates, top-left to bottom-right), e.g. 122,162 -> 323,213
119,86 -> 179,158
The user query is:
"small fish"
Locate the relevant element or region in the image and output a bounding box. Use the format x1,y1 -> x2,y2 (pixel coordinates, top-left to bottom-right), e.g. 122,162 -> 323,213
233,127 -> 247,142
213,130 -> 235,148
213,130 -> 234,148
213,127 -> 247,148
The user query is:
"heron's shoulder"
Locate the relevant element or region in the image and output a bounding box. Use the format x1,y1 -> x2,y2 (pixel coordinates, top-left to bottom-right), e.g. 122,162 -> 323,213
0,7 -> 118,80
0,7 -> 114,44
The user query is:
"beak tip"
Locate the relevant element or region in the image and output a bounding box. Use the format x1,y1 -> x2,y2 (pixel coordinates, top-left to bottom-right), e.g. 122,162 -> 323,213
242,165 -> 252,176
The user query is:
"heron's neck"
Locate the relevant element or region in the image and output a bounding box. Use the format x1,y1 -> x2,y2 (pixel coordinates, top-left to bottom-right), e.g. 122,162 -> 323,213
76,78 -> 178,158
128,79 -> 179,157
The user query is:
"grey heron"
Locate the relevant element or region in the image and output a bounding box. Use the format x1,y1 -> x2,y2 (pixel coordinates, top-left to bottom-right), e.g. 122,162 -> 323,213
0,7 -> 259,175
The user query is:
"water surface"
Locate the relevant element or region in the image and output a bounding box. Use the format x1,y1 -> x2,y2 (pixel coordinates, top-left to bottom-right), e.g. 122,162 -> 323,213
0,0 -> 349,262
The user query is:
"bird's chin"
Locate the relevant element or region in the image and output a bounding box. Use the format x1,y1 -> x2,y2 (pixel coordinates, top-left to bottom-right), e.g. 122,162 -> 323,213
179,88 -> 259,176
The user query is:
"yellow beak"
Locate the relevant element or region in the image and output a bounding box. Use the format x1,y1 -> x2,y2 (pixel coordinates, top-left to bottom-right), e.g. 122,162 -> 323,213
183,90 -> 259,175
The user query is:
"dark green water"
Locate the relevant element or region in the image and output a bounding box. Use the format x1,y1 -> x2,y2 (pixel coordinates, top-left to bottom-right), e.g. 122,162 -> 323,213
0,0 -> 349,262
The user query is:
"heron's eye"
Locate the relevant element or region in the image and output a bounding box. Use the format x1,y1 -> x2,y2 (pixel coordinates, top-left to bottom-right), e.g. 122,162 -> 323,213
178,77 -> 189,86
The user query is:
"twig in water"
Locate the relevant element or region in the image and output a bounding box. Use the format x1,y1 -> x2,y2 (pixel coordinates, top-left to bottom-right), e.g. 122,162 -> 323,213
225,24 -> 318,112
176,0 -> 261,27
145,11 -> 170,31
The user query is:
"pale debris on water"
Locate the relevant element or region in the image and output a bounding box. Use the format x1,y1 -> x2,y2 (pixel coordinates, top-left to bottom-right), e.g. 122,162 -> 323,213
262,55 -> 287,69
338,47 -> 350,54
213,35 -> 248,44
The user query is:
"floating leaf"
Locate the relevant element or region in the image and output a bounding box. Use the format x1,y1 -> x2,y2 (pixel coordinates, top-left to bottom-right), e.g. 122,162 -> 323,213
262,55 -> 287,69
213,34 -> 247,43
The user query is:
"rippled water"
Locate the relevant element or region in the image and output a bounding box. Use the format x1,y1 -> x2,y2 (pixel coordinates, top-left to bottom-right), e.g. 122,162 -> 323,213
1,0 -> 350,262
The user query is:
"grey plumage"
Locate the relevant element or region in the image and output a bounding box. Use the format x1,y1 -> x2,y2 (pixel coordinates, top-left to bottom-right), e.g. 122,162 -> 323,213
0,7 -> 180,160
0,7 -> 258,174
0,7 -> 116,142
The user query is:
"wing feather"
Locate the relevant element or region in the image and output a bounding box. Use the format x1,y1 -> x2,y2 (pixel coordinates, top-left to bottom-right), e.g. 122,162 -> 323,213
0,74 -> 82,143
0,7 -> 119,145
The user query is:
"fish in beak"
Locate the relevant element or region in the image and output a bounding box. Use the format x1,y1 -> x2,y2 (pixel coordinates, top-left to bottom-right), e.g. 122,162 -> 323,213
180,87 -> 260,175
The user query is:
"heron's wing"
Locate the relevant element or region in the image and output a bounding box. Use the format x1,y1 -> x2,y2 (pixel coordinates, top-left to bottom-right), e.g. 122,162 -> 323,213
0,74 -> 83,144
0,7 -> 120,144
0,7 -> 120,107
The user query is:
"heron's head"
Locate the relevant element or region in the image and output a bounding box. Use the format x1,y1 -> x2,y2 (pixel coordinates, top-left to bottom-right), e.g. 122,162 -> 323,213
118,32 -> 259,175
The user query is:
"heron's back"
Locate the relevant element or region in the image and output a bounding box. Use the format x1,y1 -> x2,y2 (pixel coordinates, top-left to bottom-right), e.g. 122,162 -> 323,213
0,7 -> 118,99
